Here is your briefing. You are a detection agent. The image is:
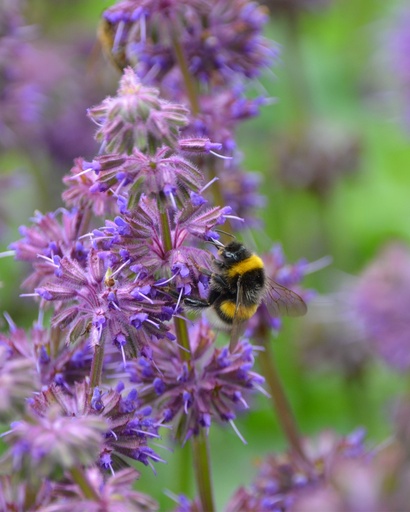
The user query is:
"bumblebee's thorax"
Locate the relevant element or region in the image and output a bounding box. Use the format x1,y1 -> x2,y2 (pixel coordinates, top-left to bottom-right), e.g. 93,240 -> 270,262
226,253 -> 264,279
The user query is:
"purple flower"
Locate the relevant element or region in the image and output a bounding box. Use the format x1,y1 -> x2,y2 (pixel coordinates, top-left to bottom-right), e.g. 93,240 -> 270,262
62,158 -> 119,218
0,476 -> 54,512
82,144 -> 205,207
352,243 -> 410,371
100,0 -> 275,86
10,208 -> 89,290
35,248 -> 173,355
126,320 -> 265,443
88,67 -> 189,154
1,407 -> 108,479
30,380 -> 165,473
93,194 -> 232,297
0,343 -> 39,422
41,467 -> 158,512
185,90 -> 269,152
226,428 -> 369,511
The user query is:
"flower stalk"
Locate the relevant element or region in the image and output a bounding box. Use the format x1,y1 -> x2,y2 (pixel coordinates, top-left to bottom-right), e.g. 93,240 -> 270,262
89,340 -> 105,390
69,467 -> 100,501
259,339 -> 313,473
192,429 -> 216,512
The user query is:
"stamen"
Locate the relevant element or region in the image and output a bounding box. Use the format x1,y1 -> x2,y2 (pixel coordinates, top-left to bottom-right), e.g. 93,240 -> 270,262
113,20 -> 125,51
132,429 -> 160,439
65,167 -> 94,180
229,419 -> 247,445
175,287 -> 183,311
168,191 -> 177,210
37,308 -> 44,327
199,176 -> 219,194
147,459 -> 157,475
209,149 -> 233,160
236,395 -> 249,409
139,12 -> 146,42
110,259 -> 131,279
304,255 -> 333,274
3,312 -> 16,331
223,214 -> 244,223
78,232 -> 94,240
145,318 -> 160,329
155,273 -> 177,286
136,292 -> 154,304
120,343 -> 127,369
253,383 -> 271,398
36,254 -> 59,267
0,250 -> 15,258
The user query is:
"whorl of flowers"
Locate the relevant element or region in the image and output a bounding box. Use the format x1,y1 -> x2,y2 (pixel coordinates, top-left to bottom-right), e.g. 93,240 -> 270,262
127,320 -> 265,443
100,0 -> 275,86
88,67 -> 190,154
352,243 -> 410,371
226,428 -> 368,511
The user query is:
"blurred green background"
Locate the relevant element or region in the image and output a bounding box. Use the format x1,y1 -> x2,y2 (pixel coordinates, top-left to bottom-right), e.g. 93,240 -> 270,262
1,0 -> 410,509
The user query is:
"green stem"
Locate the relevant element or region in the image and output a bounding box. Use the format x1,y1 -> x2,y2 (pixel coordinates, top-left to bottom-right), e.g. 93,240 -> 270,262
192,430 -> 216,512
159,208 -> 173,255
177,441 -> 192,495
70,466 -> 99,500
259,340 -> 313,473
170,29 -> 200,116
159,204 -> 191,359
89,340 -> 105,390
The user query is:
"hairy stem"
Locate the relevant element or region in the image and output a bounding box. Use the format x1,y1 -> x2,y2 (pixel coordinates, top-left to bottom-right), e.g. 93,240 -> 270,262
259,340 -> 313,473
70,466 -> 99,500
159,205 -> 191,360
170,29 -> 200,116
192,430 -> 216,512
89,340 -> 105,390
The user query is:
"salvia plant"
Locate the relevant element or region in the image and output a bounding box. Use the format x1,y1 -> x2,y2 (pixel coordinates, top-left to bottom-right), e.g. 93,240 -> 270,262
1,0 -> 409,511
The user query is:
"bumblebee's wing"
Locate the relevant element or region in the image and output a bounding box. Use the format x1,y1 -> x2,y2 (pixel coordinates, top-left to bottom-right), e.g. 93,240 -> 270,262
264,277 -> 307,317
229,275 -> 246,352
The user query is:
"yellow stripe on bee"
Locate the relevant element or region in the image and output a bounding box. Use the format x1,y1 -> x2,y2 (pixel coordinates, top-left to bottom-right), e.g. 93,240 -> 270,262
226,254 -> 264,278
220,301 -> 258,321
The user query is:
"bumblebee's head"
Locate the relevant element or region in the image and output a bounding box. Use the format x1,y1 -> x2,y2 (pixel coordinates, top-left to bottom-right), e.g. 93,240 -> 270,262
219,241 -> 251,263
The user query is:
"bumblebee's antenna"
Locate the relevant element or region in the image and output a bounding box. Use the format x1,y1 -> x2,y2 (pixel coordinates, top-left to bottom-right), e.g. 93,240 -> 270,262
214,229 -> 236,240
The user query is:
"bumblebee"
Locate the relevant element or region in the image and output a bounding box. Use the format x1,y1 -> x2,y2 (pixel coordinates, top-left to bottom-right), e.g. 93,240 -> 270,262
184,240 -> 307,350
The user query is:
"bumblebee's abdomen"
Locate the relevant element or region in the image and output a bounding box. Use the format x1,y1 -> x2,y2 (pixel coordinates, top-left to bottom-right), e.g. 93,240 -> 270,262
218,301 -> 258,323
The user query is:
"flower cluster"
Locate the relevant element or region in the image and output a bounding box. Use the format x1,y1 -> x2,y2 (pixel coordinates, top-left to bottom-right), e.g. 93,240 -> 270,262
352,243 -> 410,371
226,428 -> 369,511
100,0 -> 274,86
98,1 -> 277,229
127,320 -> 265,443
0,4 -> 327,510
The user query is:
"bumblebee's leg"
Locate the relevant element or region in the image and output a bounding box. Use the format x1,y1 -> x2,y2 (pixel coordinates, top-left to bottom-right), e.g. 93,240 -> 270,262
212,274 -> 229,288
189,258 -> 213,277
183,297 -> 210,309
